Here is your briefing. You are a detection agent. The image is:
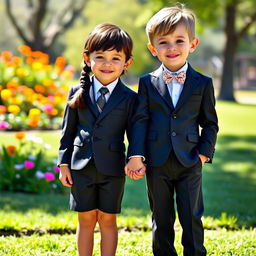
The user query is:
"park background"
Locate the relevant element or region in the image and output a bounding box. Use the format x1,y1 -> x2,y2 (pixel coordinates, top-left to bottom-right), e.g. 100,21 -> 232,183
0,0 -> 255,255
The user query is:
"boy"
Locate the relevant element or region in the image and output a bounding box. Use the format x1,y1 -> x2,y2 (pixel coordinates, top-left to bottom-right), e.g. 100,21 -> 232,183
126,5 -> 218,256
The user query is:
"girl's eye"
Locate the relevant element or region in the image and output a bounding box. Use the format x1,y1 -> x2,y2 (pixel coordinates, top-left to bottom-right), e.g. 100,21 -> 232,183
95,56 -> 104,59
177,40 -> 184,44
113,57 -> 121,61
159,41 -> 167,45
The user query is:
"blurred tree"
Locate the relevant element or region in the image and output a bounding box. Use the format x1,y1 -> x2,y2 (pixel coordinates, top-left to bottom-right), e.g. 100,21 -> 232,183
4,0 -> 87,58
64,0 -> 152,77
140,0 -> 256,101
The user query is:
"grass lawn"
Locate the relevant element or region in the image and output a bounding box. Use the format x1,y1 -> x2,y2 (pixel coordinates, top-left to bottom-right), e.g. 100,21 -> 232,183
0,230 -> 255,255
0,91 -> 256,255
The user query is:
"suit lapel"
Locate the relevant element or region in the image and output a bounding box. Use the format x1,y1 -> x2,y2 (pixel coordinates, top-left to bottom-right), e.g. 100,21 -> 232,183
174,64 -> 199,111
97,79 -> 127,121
151,67 -> 174,109
84,83 -> 99,118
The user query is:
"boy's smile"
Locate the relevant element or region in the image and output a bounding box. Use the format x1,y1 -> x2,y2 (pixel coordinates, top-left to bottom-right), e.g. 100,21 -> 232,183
84,49 -> 132,86
147,23 -> 198,72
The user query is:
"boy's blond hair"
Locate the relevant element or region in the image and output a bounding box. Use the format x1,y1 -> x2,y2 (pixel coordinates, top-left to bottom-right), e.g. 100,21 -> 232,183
146,5 -> 196,44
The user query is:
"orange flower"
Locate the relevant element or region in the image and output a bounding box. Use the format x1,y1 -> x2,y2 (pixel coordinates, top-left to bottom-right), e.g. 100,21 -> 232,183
1,51 -> 13,62
11,56 -> 22,66
18,45 -> 32,57
34,85 -> 46,94
0,105 -> 7,114
15,132 -> 26,140
8,105 -> 21,114
27,118 -> 39,127
26,57 -> 34,65
50,108 -> 58,116
6,145 -> 16,155
6,81 -> 19,89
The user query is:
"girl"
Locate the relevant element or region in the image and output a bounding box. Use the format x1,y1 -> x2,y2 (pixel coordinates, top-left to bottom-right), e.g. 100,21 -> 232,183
58,23 -> 143,256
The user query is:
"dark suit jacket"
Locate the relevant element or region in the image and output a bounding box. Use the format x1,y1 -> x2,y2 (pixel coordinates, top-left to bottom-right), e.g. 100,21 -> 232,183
127,64 -> 219,168
58,79 -> 136,176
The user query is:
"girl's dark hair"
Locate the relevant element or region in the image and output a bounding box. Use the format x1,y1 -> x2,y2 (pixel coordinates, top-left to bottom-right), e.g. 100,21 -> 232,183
68,23 -> 133,108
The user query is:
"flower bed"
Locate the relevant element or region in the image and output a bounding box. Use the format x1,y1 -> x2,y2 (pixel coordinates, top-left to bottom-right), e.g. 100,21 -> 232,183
0,46 -> 75,130
0,132 -> 65,193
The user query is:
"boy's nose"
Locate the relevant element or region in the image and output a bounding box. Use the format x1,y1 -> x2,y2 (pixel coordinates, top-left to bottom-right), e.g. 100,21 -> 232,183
103,60 -> 112,66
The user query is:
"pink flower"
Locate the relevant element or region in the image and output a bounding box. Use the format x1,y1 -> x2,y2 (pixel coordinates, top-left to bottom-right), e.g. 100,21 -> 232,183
24,160 -> 35,169
53,166 -> 60,172
43,104 -> 54,114
45,172 -> 55,181
0,121 -> 9,130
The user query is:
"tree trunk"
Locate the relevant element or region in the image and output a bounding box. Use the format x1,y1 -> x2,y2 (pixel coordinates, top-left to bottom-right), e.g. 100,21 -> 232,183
218,2 -> 238,101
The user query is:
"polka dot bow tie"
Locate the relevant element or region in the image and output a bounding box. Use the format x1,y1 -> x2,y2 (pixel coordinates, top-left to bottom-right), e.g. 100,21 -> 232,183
163,71 -> 186,85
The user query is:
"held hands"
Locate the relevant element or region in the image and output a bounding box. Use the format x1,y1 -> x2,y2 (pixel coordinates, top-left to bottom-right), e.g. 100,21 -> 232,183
59,166 -> 73,187
125,157 -> 146,180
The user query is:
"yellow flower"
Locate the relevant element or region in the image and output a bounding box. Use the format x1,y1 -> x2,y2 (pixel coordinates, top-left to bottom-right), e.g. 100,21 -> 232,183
16,67 -> 28,77
8,105 -> 21,114
1,89 -> 13,100
15,132 -> 26,140
32,62 -> 43,71
29,108 -> 41,117
10,97 -> 22,105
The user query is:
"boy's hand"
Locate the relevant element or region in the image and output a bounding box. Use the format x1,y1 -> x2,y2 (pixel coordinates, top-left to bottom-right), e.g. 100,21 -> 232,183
199,154 -> 209,164
125,157 -> 145,180
59,166 -> 73,187
129,165 -> 146,180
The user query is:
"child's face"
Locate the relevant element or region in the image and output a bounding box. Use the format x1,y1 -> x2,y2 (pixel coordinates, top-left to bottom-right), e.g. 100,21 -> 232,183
84,49 -> 132,85
148,23 -> 198,72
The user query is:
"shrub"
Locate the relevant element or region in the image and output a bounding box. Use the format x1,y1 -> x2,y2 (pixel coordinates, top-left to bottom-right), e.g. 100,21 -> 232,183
0,46 -> 75,130
0,132 -> 65,193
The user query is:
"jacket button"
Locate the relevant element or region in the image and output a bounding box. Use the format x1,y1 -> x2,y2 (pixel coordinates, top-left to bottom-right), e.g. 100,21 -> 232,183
171,131 -> 176,137
173,114 -> 177,119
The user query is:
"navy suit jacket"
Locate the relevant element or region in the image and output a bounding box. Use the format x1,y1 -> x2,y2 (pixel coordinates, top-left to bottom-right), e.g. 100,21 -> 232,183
58,79 -> 137,176
127,64 -> 219,168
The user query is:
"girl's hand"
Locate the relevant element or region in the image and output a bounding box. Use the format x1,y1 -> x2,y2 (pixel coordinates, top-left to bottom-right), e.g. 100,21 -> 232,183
59,166 -> 73,187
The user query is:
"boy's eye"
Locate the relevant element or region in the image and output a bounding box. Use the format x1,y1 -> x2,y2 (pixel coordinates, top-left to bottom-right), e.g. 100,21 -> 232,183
176,40 -> 184,44
113,57 -> 121,61
95,55 -> 104,59
159,41 -> 167,45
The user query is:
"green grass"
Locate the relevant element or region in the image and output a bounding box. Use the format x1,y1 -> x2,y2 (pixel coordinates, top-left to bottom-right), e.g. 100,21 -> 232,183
0,229 -> 255,256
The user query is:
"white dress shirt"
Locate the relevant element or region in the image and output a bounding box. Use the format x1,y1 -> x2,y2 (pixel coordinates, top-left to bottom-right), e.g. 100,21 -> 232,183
163,62 -> 188,107
93,76 -> 118,105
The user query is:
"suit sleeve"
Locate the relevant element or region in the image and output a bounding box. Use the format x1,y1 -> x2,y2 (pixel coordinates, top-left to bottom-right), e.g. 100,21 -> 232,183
127,77 -> 149,158
198,78 -> 219,161
57,87 -> 78,166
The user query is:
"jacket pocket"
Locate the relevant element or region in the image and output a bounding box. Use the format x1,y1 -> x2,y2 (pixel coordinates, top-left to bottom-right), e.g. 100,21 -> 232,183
187,133 -> 199,143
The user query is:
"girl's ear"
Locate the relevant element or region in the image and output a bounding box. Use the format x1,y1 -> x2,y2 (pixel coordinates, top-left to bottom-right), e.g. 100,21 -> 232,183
124,58 -> 133,70
147,43 -> 157,56
83,53 -> 91,66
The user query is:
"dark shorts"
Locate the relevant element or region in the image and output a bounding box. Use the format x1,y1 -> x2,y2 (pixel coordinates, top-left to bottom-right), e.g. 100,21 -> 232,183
70,160 -> 125,214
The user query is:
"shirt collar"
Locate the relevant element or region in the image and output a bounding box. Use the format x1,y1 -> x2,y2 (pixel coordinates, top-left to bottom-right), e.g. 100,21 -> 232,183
162,62 -> 188,74
93,76 -> 118,96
